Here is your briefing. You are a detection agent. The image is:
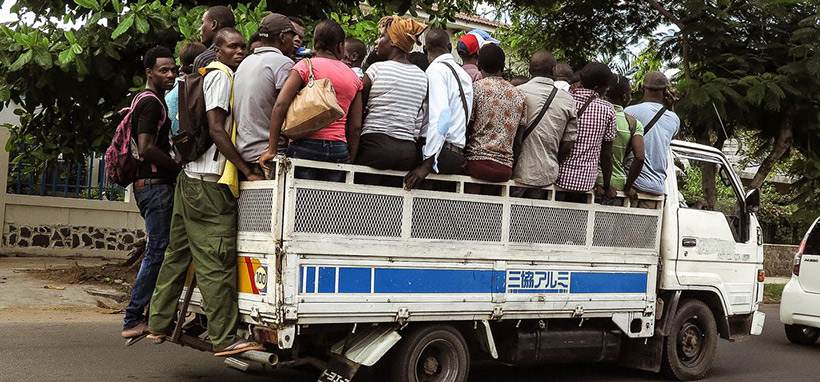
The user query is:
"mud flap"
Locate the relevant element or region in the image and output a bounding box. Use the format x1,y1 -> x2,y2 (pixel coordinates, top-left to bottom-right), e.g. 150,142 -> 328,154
317,354 -> 359,382
618,333 -> 664,373
329,325 -> 402,366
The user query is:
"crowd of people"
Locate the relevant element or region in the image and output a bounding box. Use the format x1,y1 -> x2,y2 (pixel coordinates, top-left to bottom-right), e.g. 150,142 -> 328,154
118,6 -> 681,356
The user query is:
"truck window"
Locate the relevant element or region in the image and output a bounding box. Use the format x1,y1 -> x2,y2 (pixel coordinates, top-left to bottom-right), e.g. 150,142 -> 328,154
675,156 -> 745,243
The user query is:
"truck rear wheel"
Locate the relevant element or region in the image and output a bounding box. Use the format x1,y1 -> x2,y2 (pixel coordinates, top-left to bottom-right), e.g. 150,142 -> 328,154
387,324 -> 470,382
661,299 -> 718,381
784,324 -> 820,345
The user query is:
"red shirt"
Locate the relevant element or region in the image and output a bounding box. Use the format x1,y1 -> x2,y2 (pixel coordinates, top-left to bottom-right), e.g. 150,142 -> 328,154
292,57 -> 363,142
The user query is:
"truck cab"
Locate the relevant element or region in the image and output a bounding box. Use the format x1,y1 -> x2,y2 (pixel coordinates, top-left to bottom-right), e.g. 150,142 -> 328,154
170,140 -> 764,382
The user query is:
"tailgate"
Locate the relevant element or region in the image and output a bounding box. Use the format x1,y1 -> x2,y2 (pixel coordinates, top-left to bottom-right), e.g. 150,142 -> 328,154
798,254 -> 820,294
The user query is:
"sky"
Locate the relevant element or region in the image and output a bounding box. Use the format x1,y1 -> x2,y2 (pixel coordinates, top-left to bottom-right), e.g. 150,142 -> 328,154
0,1 -> 16,23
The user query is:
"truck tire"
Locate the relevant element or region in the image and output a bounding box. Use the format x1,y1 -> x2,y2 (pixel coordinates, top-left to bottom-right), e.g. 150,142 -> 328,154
661,299 -> 718,381
387,324 -> 470,382
784,324 -> 820,345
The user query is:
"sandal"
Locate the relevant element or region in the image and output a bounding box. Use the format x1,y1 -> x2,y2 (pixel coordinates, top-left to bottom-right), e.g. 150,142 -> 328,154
214,339 -> 264,357
146,332 -> 167,344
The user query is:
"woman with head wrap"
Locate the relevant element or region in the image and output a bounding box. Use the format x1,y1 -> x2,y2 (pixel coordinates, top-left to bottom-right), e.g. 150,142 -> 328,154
354,16 -> 429,177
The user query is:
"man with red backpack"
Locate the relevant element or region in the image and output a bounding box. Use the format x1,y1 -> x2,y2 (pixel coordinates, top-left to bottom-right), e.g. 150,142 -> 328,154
120,46 -> 182,340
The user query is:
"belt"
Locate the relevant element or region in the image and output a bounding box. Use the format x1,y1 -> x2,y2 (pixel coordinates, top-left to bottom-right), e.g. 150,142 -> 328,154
184,171 -> 221,183
133,178 -> 174,189
443,142 -> 464,154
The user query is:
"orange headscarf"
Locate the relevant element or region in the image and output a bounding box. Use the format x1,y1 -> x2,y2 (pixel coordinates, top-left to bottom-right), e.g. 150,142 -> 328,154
378,16 -> 428,53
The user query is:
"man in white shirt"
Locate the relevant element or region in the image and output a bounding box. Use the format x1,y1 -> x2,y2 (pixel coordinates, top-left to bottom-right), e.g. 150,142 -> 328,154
405,28 -> 473,190
553,61 -> 573,92
148,28 -> 265,358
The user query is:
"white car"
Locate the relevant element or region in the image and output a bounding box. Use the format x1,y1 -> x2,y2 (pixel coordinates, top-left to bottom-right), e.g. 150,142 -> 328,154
780,217 -> 820,345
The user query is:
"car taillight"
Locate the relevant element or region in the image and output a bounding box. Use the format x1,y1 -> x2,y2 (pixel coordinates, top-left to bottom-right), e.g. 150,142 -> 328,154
794,237 -> 806,276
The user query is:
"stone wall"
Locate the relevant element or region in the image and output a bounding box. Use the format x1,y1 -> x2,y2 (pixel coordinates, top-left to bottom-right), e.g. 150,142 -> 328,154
764,244 -> 798,277
3,224 -> 144,252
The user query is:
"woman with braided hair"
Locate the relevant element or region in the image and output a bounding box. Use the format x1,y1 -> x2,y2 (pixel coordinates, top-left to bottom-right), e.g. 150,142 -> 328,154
354,16 -> 429,173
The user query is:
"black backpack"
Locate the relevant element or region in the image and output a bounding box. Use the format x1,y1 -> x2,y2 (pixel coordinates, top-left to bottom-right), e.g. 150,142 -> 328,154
173,64 -> 230,163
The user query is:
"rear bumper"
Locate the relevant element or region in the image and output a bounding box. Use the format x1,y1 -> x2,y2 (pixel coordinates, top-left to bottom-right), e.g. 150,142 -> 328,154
780,277 -> 820,327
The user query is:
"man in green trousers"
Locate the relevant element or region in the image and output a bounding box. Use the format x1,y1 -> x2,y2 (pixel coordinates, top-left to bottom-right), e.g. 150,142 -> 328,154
147,28 -> 265,357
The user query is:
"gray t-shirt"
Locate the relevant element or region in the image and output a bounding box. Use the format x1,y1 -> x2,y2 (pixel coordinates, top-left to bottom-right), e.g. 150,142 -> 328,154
234,47 -> 294,162
624,102 -> 680,195
363,60 -> 427,141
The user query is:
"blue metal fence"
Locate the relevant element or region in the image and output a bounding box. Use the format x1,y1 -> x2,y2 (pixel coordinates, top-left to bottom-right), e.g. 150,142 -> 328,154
8,143 -> 126,201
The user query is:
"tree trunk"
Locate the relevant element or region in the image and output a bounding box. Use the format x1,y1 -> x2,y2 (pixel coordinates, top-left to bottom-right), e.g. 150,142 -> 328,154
749,108 -> 795,189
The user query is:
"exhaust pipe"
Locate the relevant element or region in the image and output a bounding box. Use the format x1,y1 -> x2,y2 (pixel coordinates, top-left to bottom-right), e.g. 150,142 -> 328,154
236,350 -> 279,366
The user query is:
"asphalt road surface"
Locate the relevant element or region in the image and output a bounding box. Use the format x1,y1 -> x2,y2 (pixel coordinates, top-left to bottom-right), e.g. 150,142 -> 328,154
0,304 -> 817,382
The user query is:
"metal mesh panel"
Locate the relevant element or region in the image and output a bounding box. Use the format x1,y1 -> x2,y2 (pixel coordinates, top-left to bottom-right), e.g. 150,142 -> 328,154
592,212 -> 659,249
411,198 -> 503,241
509,205 -> 588,245
294,188 -> 402,237
238,188 -> 274,233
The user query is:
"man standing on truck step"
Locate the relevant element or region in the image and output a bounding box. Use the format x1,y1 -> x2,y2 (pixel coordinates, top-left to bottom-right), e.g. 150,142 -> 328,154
556,62 -> 617,202
193,6 -> 236,72
148,28 -> 266,357
405,28 -> 474,190
120,46 -> 182,341
234,13 -> 296,175
512,50 -> 577,198
624,71 -> 680,205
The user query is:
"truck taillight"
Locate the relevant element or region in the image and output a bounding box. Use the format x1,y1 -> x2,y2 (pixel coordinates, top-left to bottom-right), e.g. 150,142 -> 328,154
794,237 -> 806,276
757,269 -> 765,283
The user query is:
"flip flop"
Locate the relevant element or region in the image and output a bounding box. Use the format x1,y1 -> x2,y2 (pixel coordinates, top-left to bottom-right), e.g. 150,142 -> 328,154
146,333 -> 167,344
214,339 -> 264,357
125,333 -> 148,346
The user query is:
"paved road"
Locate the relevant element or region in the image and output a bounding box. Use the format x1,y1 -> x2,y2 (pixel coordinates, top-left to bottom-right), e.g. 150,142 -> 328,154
0,304 -> 817,382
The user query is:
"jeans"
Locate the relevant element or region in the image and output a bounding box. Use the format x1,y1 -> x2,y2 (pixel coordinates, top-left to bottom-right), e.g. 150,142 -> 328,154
124,183 -> 174,330
286,139 -> 350,182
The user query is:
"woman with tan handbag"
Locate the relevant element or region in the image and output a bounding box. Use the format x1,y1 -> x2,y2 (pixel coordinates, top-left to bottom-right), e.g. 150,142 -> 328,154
259,19 -> 364,181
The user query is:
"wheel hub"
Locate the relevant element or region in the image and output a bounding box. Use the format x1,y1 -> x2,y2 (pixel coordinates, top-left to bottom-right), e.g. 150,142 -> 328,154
415,338 -> 459,382
423,356 -> 440,375
678,321 -> 705,362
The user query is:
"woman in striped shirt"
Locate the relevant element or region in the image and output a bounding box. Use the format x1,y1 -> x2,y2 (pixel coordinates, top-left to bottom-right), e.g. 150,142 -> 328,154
355,16 -> 429,172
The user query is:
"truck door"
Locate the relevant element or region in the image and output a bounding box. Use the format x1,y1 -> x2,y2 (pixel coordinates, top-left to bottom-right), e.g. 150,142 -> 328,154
671,148 -> 759,315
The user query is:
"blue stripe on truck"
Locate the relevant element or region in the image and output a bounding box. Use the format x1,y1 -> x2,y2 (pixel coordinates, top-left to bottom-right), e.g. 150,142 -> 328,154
374,268 -> 495,294
338,267 -> 371,293
570,272 -> 647,294
318,267 -> 336,293
298,266 -> 647,295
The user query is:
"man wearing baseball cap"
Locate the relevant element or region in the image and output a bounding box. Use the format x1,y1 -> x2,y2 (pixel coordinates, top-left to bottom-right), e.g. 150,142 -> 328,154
624,71 -> 680,201
234,13 -> 297,174
456,29 -> 500,82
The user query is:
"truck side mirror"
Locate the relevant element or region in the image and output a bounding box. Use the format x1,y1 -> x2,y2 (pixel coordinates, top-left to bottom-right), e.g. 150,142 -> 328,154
745,188 -> 760,213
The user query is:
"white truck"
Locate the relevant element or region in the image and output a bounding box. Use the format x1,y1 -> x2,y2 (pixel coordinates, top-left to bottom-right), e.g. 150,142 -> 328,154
168,140 -> 766,382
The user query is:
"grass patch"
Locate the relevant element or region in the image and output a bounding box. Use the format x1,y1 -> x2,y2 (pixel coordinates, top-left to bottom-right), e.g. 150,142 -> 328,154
764,283 -> 786,303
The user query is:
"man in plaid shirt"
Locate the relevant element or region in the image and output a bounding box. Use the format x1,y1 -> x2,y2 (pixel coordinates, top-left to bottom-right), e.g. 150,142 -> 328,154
557,62 -> 617,201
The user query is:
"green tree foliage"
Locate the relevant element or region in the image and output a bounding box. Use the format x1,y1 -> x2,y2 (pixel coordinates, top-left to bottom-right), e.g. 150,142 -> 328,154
497,1 -> 820,197
491,0 -> 659,68
0,0 -> 477,165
